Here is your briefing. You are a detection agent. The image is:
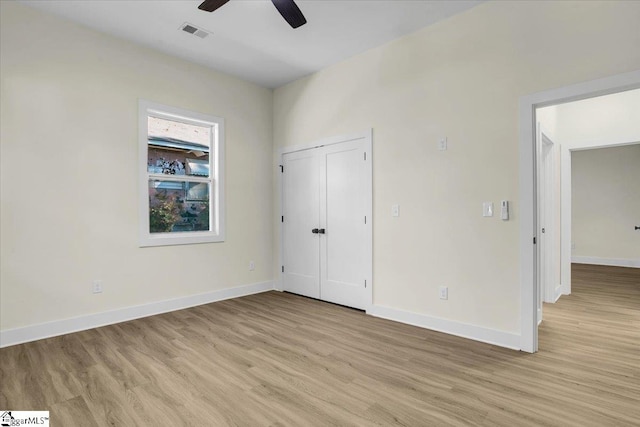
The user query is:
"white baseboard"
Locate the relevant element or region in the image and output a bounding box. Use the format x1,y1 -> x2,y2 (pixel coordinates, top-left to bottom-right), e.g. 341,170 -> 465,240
0,281 -> 274,348
367,305 -> 520,351
545,285 -> 562,303
572,256 -> 640,268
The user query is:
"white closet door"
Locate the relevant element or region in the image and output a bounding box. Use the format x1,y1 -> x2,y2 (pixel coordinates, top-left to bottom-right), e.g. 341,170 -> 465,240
282,149 -> 320,299
319,140 -> 368,309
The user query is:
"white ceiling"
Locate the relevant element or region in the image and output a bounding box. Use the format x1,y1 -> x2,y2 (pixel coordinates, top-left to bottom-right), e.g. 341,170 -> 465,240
20,0 -> 483,89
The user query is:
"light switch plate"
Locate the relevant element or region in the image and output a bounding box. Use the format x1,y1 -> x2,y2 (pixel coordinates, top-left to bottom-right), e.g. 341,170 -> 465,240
92,280 -> 103,294
483,202 -> 494,217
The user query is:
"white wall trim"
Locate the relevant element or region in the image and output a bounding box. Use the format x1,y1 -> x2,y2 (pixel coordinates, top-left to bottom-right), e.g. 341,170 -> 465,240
560,147 -> 572,297
276,130 -> 372,157
367,305 -> 521,351
553,286 -> 563,302
138,99 -> 226,247
0,281 -> 273,348
519,69 -> 640,353
572,256 -> 640,268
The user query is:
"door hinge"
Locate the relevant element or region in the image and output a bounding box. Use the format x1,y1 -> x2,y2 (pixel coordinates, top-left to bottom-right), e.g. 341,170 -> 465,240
365,279 -> 367,288
533,237 -> 537,244
279,165 -> 284,173
364,216 -> 366,224
282,266 -> 284,273
281,216 -> 284,223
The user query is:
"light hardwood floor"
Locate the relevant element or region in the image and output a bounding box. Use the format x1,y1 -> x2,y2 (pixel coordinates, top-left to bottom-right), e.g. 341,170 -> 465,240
1,264 -> 639,426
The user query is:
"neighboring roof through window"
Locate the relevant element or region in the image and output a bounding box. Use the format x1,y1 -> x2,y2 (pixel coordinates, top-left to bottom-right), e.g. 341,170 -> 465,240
148,136 -> 210,154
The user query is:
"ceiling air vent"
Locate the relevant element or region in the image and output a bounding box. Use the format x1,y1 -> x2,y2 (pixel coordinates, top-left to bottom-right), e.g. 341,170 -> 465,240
180,23 -> 210,39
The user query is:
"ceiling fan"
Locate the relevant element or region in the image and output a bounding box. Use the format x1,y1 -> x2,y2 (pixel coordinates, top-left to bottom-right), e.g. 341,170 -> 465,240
198,0 -> 307,29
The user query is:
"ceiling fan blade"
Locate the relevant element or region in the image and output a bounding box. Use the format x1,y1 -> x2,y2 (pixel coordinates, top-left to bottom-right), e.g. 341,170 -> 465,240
271,0 -> 307,29
198,0 -> 230,13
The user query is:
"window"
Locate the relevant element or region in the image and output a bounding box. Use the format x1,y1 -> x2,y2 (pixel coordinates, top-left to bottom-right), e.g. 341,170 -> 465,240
139,100 -> 224,246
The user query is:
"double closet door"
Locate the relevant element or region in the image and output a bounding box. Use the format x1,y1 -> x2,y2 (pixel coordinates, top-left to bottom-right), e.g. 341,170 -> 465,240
282,138 -> 370,310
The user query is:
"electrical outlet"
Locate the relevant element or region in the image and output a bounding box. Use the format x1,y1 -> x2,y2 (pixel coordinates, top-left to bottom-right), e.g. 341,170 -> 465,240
249,261 -> 255,271
571,242 -> 576,250
92,280 -> 103,294
438,137 -> 448,151
439,286 -> 448,300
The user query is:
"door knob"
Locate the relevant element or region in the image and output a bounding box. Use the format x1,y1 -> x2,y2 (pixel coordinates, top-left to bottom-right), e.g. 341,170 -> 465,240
318,228 -> 325,234
312,228 -> 319,234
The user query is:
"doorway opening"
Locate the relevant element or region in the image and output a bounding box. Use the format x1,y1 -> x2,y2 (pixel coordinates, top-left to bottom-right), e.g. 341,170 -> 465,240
518,70 -> 640,353
569,144 -> 640,268
535,96 -> 640,334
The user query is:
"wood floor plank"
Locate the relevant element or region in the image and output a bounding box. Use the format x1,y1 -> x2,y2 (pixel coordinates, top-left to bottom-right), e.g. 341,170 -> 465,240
50,395 -> 100,427
1,263 -> 638,425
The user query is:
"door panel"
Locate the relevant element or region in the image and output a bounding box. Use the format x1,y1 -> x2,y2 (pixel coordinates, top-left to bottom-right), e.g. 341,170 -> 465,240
282,150 -> 320,299
320,141 -> 367,309
282,137 -> 370,310
538,124 -> 560,310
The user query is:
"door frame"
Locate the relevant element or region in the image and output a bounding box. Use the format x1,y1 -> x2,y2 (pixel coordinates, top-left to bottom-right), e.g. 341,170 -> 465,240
518,70 -> 640,353
276,129 -> 373,310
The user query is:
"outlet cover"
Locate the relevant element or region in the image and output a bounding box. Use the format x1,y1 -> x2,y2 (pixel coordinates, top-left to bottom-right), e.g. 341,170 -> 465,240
438,137 -> 448,151
249,261 -> 255,271
439,286 -> 448,300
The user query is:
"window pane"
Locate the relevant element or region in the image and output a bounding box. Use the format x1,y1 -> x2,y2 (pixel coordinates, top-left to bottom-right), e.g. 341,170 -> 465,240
147,116 -> 212,176
148,180 -> 210,233
185,158 -> 209,177
186,182 -> 208,201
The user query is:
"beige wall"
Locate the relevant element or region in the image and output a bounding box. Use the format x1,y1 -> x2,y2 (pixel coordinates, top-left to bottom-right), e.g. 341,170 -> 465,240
572,145 -> 640,262
273,1 -> 640,333
0,2 -> 273,331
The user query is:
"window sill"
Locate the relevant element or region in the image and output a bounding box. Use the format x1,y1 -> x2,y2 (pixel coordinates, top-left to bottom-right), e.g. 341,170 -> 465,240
139,231 -> 225,247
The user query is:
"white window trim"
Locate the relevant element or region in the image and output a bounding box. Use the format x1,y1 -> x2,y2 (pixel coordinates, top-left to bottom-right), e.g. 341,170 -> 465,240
138,99 -> 225,247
